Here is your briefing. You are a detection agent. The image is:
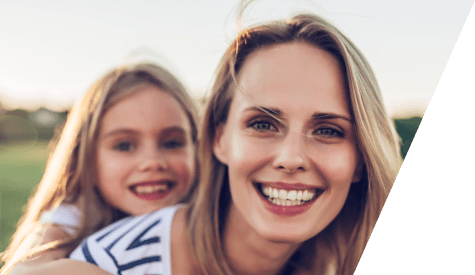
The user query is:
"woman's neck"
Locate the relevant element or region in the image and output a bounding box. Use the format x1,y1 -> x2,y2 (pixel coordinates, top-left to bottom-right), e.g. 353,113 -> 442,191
222,204 -> 301,275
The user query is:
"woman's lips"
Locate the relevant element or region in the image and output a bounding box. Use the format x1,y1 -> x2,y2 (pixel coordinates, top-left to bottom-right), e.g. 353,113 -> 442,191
129,181 -> 173,201
254,182 -> 324,216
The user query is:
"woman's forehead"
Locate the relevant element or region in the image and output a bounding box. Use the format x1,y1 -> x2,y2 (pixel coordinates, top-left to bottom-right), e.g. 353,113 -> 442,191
231,42 -> 351,120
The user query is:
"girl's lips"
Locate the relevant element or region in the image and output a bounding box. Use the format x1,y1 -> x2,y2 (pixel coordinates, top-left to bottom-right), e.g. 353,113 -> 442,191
129,181 -> 174,201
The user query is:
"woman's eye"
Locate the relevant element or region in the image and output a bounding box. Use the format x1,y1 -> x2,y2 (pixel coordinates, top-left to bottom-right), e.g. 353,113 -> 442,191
249,120 -> 276,132
313,127 -> 344,138
163,140 -> 184,149
113,141 -> 135,152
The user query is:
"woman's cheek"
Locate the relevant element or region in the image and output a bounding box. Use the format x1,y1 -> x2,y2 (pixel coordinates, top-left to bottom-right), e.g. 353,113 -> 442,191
230,136 -> 272,168
316,146 -> 360,185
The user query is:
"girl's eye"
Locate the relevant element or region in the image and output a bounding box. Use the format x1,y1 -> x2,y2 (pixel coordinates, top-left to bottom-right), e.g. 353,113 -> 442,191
248,120 -> 276,132
313,127 -> 344,138
113,141 -> 135,152
162,140 -> 184,149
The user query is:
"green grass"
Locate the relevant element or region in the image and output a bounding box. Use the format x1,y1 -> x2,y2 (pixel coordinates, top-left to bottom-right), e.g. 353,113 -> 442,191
0,141 -> 50,252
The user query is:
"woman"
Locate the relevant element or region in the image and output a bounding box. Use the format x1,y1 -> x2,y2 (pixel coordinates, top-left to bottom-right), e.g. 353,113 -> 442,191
70,11 -> 401,275
185,12 -> 402,275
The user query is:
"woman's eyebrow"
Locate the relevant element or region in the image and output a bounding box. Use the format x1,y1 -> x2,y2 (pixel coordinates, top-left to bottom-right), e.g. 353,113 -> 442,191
312,112 -> 352,122
243,107 -> 352,122
243,106 -> 283,117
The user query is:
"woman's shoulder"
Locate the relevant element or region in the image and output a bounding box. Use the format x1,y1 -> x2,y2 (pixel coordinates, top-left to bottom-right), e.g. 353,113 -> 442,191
170,205 -> 202,274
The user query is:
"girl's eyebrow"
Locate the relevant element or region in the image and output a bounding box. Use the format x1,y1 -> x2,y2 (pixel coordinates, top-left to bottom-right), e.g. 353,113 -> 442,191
159,127 -> 188,137
101,129 -> 138,139
101,126 -> 187,139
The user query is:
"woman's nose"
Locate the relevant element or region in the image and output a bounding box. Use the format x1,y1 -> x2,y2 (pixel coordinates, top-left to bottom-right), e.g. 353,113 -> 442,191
272,131 -> 308,173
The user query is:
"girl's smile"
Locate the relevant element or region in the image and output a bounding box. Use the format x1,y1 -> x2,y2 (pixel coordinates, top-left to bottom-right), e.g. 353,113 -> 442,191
128,180 -> 174,200
214,42 -> 363,243
96,86 -> 195,216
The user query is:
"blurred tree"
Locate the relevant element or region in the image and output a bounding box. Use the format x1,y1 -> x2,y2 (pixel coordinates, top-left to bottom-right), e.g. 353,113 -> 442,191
5,109 -> 28,119
0,108 -> 68,143
394,116 -> 422,159
0,114 -> 37,142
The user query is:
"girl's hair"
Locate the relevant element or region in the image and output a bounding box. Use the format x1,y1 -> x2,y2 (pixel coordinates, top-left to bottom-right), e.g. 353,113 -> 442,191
1,63 -> 199,273
186,13 -> 402,275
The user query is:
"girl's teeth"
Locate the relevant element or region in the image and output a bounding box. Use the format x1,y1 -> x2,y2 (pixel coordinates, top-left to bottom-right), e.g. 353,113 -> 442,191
134,184 -> 169,194
260,185 -> 317,206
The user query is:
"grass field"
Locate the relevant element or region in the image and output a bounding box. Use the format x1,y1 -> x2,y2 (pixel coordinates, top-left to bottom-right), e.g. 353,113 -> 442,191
0,141 -> 50,253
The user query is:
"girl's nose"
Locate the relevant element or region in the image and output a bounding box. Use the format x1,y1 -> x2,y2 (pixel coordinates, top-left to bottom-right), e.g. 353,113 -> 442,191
138,150 -> 168,172
272,131 -> 308,173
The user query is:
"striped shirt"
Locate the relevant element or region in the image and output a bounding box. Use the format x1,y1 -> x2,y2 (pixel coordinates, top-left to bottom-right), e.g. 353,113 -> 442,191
69,205 -> 180,275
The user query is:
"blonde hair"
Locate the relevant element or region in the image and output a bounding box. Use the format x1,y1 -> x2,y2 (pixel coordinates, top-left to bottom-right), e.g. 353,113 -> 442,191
1,63 -> 199,273
187,13 -> 402,275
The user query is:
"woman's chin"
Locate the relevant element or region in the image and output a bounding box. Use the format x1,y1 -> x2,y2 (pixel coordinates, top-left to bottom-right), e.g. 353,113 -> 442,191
255,224 -> 317,245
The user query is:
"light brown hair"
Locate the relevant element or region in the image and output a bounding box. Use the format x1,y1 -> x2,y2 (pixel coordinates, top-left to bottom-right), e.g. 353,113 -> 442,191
1,63 -> 199,274
187,12 -> 402,275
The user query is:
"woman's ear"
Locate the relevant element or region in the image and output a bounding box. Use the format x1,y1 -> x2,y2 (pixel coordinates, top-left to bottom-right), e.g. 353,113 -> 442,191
212,123 -> 228,165
352,161 -> 364,183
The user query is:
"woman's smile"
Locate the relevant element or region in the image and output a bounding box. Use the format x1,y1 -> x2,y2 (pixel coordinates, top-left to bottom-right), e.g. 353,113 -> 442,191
213,42 -> 363,243
259,184 -> 321,204
255,182 -> 325,216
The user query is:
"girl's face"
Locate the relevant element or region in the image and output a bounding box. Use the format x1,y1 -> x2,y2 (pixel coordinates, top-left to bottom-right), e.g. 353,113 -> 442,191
96,86 -> 195,216
213,43 -> 363,243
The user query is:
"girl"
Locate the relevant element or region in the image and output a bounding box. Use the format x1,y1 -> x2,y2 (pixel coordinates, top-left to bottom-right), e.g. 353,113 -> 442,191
70,10 -> 402,275
0,62 -> 199,274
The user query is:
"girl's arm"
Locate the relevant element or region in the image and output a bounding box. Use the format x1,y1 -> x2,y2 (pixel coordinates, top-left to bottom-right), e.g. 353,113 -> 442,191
9,259 -> 112,275
7,225 -> 109,275
4,224 -> 66,275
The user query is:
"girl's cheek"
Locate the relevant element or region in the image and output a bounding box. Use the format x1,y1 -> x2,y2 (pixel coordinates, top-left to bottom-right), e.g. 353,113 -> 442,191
170,155 -> 195,187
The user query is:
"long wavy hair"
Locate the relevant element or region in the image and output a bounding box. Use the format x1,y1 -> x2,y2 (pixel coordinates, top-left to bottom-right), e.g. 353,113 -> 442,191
187,12 -> 402,275
0,63 -> 199,274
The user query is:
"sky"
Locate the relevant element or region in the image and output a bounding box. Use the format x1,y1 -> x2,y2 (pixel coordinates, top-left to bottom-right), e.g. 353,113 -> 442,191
0,0 -> 473,118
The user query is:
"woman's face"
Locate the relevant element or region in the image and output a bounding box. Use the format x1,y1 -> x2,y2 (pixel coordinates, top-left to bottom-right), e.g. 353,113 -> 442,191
213,42 -> 362,243
96,86 -> 195,216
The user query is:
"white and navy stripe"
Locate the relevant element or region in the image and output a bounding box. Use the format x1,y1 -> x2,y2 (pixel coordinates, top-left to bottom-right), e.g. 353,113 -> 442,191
70,206 -> 179,275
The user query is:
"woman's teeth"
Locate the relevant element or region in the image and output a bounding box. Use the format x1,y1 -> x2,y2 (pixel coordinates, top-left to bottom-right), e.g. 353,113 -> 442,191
134,184 -> 169,194
261,185 -> 316,206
